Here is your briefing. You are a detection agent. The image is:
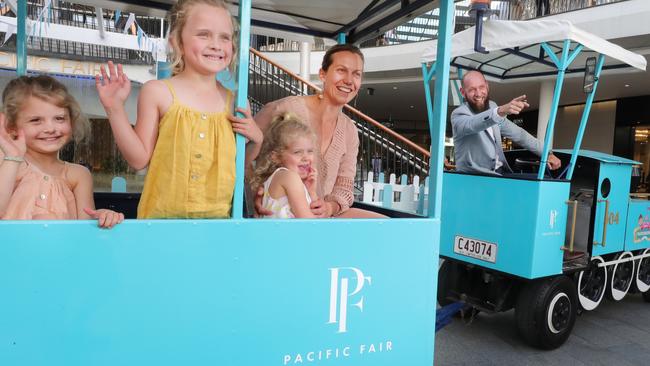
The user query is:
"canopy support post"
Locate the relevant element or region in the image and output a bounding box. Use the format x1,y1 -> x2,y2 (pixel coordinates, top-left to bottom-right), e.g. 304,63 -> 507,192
422,62 -> 436,144
232,0 -> 252,219
454,67 -> 464,104
566,54 -> 606,180
537,39 -> 571,180
427,0 -> 454,220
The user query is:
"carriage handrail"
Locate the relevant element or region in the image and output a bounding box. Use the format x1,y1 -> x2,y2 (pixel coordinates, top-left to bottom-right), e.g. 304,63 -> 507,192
249,48 -> 431,158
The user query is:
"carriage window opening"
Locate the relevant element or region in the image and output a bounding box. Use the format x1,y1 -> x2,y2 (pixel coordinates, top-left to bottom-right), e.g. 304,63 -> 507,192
601,178 -> 611,198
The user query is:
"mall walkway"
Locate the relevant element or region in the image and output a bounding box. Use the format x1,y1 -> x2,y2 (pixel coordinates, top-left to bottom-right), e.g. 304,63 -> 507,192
435,294 -> 650,366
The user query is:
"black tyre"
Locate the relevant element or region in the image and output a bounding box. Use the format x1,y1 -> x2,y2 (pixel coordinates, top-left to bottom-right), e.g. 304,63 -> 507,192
515,276 -> 578,350
577,256 -> 607,311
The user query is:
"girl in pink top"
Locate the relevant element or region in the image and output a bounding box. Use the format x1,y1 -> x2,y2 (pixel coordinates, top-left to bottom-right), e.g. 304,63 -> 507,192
0,75 -> 123,228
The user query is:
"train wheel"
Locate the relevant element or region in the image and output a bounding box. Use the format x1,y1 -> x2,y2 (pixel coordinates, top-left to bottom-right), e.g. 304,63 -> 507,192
515,276 -> 577,350
577,256 -> 607,311
633,249 -> 650,294
607,252 -> 634,301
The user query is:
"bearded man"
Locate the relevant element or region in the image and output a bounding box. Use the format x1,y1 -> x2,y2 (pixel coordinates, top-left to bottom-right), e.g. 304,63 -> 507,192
451,70 -> 561,175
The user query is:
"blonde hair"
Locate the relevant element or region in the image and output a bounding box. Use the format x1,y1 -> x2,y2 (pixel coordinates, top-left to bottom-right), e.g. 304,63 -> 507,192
167,0 -> 239,76
2,75 -> 89,144
251,113 -> 316,190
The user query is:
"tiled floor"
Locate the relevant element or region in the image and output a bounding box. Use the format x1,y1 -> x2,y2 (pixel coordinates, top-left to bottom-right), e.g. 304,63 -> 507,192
435,294 -> 650,366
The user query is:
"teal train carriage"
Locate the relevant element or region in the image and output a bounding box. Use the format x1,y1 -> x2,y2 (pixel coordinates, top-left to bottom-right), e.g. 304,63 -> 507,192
422,19 -> 649,349
0,1 -> 455,365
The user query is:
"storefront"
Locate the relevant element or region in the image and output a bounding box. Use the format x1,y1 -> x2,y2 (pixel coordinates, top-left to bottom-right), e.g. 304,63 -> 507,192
0,52 -> 153,192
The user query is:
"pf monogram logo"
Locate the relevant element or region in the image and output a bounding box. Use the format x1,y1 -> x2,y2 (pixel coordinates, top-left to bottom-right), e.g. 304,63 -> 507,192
327,267 -> 372,333
549,209 -> 558,229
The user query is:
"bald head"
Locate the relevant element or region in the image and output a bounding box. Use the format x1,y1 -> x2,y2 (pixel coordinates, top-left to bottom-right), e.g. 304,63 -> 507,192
460,70 -> 487,89
460,70 -> 490,113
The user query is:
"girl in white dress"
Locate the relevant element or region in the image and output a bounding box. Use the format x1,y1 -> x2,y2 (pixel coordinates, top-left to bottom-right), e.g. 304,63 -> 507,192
251,113 -> 318,218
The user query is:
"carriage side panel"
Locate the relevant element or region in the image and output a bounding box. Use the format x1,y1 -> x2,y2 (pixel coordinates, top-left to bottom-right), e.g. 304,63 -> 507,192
441,173 -> 567,279
592,164 -> 632,256
624,199 -> 650,251
0,218 -> 438,366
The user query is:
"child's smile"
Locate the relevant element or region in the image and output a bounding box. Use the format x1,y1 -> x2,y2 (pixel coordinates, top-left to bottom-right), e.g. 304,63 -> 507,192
279,136 -> 315,180
15,96 -> 71,155
180,4 -> 234,75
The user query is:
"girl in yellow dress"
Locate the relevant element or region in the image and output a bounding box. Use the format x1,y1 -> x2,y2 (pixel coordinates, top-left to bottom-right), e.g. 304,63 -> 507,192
95,0 -> 262,219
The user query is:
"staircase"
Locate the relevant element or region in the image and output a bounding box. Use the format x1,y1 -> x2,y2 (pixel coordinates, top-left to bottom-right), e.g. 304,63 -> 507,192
248,49 -> 431,197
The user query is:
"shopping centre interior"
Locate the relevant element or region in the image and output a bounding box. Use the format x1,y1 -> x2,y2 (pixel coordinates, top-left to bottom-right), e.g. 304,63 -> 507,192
1,0 -> 649,193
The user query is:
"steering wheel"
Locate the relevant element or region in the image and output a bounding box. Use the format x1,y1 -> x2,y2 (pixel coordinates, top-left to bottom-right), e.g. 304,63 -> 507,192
514,157 -> 540,173
514,158 -> 560,179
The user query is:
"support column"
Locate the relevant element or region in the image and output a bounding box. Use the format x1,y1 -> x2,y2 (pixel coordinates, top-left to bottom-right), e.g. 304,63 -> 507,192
299,41 -> 310,94
299,41 -> 310,79
537,79 -> 554,146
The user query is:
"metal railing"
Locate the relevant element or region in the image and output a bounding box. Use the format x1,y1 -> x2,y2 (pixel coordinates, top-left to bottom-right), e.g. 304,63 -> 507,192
248,48 -> 431,194
0,1 -> 159,64
511,0 -> 626,20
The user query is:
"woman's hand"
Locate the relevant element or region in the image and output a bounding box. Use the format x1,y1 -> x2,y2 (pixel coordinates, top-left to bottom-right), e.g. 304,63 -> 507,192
253,185 -> 273,217
310,198 -> 337,218
228,107 -> 263,145
95,61 -> 132,111
84,208 -> 125,229
0,113 -> 26,159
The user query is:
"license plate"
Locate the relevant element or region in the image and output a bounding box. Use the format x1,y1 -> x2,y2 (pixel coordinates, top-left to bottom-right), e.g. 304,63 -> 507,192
453,235 -> 497,263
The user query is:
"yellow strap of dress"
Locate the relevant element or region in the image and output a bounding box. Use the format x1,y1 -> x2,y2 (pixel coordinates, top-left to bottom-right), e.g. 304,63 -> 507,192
161,79 -> 177,103
160,79 -> 233,113
226,90 -> 232,114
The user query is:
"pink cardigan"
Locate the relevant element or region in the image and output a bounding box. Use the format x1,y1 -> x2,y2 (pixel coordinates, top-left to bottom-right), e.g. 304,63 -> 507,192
254,96 -> 359,214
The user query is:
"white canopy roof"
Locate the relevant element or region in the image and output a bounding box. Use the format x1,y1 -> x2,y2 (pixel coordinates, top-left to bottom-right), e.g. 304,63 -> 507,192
421,19 -> 646,79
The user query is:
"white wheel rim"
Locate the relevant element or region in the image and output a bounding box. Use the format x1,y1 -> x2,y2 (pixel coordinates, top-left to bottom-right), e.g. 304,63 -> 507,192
636,249 -> 650,293
547,292 -> 571,334
610,252 -> 634,301
578,256 -> 607,311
